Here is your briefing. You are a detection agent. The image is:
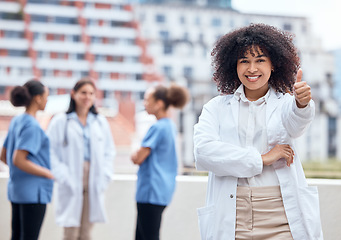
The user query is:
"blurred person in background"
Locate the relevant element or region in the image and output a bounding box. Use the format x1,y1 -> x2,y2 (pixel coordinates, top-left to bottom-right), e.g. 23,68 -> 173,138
0,79 -> 53,240
131,84 -> 189,240
46,78 -> 115,240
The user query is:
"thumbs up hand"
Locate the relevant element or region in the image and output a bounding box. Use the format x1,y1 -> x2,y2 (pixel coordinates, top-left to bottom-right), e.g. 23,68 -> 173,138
294,69 -> 311,108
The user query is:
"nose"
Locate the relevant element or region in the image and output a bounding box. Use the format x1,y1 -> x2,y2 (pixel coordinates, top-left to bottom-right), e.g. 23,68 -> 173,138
248,62 -> 258,73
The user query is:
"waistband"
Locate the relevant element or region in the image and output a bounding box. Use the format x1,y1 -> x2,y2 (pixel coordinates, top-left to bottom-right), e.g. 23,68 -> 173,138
236,185 -> 281,198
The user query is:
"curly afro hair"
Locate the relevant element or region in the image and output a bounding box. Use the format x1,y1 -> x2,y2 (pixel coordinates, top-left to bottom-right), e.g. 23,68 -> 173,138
211,23 -> 300,94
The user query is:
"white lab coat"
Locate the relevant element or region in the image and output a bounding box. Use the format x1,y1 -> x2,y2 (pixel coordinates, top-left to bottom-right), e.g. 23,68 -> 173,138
194,88 -> 323,240
46,113 -> 115,227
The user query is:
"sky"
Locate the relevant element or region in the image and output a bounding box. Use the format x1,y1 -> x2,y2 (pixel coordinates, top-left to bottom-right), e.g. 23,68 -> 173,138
232,0 -> 341,51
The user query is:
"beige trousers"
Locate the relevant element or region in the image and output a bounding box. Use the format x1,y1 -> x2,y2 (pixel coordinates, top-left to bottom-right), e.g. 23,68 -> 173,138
64,161 -> 94,240
235,186 -> 293,240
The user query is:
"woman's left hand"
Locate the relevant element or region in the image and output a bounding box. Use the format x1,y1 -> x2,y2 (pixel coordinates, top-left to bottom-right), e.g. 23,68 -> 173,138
294,69 -> 312,108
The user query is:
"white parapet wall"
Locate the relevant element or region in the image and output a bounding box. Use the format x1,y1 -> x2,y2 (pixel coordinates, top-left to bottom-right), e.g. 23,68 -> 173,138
0,174 -> 340,240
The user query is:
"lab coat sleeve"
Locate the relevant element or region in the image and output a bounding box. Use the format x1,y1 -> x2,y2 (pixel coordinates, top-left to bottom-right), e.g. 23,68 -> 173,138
101,117 -> 115,188
193,97 -> 263,177
46,115 -> 71,185
282,95 -> 315,138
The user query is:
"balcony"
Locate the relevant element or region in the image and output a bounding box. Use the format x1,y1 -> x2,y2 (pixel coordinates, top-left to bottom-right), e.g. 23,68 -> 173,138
0,1 -> 20,13
82,7 -> 133,22
0,38 -> 29,50
25,4 -> 78,18
90,44 -> 142,57
0,56 -> 32,68
36,58 -> 89,71
86,26 -> 137,39
0,20 -> 25,31
29,22 -> 82,35
0,174 -> 339,239
33,40 -> 86,53
97,79 -> 148,92
93,62 -> 143,74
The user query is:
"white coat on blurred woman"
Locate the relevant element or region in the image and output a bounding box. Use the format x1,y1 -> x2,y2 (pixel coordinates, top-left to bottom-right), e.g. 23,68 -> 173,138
47,78 -> 115,240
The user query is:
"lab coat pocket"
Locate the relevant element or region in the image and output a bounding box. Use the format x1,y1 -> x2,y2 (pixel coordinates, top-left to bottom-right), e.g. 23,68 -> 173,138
56,180 -> 75,217
197,205 -> 215,240
298,186 -> 323,239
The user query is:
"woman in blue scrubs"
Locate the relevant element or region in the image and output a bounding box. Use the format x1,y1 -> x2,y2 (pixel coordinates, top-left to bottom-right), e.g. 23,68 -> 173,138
0,80 -> 53,240
131,84 -> 189,240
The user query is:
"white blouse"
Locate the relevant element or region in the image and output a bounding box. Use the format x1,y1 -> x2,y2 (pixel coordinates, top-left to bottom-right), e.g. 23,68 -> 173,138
235,85 -> 280,186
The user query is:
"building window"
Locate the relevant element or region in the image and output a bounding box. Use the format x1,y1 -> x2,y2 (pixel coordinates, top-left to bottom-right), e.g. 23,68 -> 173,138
155,14 -> 165,23
302,24 -> 307,33
183,32 -> 189,41
328,117 -> 337,157
163,44 -> 173,55
198,33 -> 204,43
283,23 -> 292,31
0,86 -> 5,94
30,14 -> 48,23
211,18 -> 222,27
159,31 -> 169,40
163,65 -> 172,78
55,16 -> 77,24
8,50 -> 27,57
4,31 -> 23,38
77,54 -> 84,60
92,37 -> 102,43
180,16 -> 185,24
183,66 -> 193,78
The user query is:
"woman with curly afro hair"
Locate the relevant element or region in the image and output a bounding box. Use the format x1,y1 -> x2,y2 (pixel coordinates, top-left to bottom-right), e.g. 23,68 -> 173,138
194,23 -> 323,240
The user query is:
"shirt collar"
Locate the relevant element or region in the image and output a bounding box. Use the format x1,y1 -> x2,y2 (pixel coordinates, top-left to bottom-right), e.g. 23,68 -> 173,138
68,112 -> 96,126
234,84 -> 270,105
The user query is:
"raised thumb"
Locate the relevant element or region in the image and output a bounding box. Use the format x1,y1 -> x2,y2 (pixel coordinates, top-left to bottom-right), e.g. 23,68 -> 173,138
296,69 -> 303,83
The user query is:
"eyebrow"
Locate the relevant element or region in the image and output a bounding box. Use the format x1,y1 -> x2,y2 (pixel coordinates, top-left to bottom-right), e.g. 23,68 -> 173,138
239,54 -> 267,59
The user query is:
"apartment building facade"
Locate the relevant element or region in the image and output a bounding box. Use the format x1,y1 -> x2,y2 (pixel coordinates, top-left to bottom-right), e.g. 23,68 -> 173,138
0,0 -> 164,148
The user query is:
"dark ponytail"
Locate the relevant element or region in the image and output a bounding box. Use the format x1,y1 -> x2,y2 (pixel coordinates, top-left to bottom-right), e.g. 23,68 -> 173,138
153,84 -> 189,110
10,79 -> 45,107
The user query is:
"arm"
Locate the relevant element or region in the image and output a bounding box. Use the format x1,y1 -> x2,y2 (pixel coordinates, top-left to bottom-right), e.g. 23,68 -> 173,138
13,150 -> 53,179
194,97 -> 263,177
262,144 -> 295,167
131,147 -> 151,165
0,147 -> 6,165
46,115 -> 70,184
282,69 -> 315,138
101,117 -> 115,185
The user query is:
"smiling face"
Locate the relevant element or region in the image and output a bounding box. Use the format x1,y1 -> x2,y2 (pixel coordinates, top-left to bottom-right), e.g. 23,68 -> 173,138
237,45 -> 273,100
71,83 -> 96,112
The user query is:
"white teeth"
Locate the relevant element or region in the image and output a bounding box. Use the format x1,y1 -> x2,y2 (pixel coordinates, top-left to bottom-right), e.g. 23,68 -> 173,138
247,76 -> 259,80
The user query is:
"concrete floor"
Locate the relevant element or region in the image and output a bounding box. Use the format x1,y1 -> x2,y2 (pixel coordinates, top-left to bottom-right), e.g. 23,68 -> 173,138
1,175 -> 341,240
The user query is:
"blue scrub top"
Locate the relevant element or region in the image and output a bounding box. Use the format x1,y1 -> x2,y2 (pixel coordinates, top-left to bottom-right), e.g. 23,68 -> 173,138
3,113 -> 53,204
136,118 -> 178,206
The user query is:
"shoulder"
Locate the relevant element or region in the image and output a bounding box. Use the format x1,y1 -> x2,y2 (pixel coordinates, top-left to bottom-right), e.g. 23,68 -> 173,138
96,114 -> 107,123
47,113 -> 67,129
204,94 -> 233,109
50,112 -> 67,122
95,114 -> 110,127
